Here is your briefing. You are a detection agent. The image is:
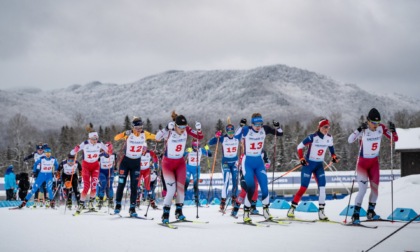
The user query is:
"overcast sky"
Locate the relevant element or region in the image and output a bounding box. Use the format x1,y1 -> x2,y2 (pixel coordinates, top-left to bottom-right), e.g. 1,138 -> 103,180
1,0 -> 419,99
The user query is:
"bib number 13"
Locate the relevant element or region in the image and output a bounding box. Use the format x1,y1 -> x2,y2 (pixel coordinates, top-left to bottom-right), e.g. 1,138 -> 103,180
249,142 -> 263,150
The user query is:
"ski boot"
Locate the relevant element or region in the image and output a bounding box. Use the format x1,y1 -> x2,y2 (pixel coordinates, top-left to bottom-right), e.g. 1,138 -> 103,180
114,202 -> 121,214
175,203 -> 186,221
66,199 -> 72,210
88,198 -> 95,211
76,201 -> 85,214
108,198 -> 114,209
50,200 -> 55,209
33,199 -> 38,208
367,202 -> 381,220
352,206 -> 361,224
97,197 -> 104,210
287,202 -> 297,218
231,196 -> 237,207
263,204 -> 273,220
162,206 -> 170,224
220,198 -> 226,212
318,204 -> 328,221
19,200 -> 27,209
250,200 -> 259,215
243,206 -> 252,223
150,199 -> 158,209
45,200 -> 51,208
129,205 -> 138,217
231,201 -> 240,217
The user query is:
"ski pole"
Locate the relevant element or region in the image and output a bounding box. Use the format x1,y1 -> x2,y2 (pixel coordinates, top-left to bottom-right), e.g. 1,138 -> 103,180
196,138 -> 200,219
271,122 -> 277,199
269,163 -> 302,184
390,126 -> 394,222
144,197 -> 151,217
363,214 -> 420,252
206,135 -> 219,206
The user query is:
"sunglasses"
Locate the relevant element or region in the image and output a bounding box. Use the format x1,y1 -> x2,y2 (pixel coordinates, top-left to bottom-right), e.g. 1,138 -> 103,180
67,159 -> 75,163
176,124 -> 187,129
133,126 -> 143,130
90,138 -> 98,141
227,131 -> 235,135
253,123 -> 263,127
322,126 -> 330,129
369,120 -> 381,125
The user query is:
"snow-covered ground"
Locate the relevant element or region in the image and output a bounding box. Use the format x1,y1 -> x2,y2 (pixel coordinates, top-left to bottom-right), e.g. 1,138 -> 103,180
1,175 -> 419,252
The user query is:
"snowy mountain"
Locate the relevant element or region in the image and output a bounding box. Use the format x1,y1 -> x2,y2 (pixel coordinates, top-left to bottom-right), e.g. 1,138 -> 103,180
1,64 -> 419,130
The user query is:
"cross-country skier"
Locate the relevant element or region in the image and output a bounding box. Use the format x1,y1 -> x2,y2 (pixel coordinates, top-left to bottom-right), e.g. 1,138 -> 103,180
23,143 -> 46,207
231,149 -> 270,217
71,131 -> 108,213
208,123 -> 240,211
287,119 -> 338,221
113,117 -> 155,217
155,111 -> 204,224
184,141 -> 212,206
235,113 -> 283,223
135,144 -> 158,207
57,153 -> 82,209
348,108 -> 398,224
97,142 -> 116,210
19,146 -> 59,208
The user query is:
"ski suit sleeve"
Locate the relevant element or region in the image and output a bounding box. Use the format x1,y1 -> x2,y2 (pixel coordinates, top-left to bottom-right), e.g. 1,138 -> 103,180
23,153 -> 35,162
201,148 -> 212,157
297,135 -> 313,159
208,137 -> 219,145
381,124 -> 399,142
348,130 -> 362,144
186,126 -> 204,140
155,129 -> 169,141
145,131 -> 156,141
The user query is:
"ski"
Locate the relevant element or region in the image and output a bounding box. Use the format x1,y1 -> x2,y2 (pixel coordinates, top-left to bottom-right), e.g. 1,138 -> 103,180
258,219 -> 291,225
235,221 -> 270,227
124,216 -> 154,220
361,219 -> 406,223
341,223 -> 378,229
9,206 -> 22,210
158,223 -> 178,229
274,217 -> 317,223
317,220 -> 343,224
168,219 -> 209,224
73,209 -> 103,216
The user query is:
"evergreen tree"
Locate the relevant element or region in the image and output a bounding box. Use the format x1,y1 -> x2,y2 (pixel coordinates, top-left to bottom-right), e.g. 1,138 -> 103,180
215,119 -> 224,132
145,118 -> 153,132
123,115 -> 131,130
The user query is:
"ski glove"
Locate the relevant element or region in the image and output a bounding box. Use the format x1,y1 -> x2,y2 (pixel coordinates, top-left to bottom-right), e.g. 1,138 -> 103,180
300,158 -> 308,166
357,122 -> 368,132
167,122 -> 175,130
240,118 -> 247,127
74,145 -> 80,153
125,130 -> 131,136
204,145 -> 210,151
389,121 -> 396,133
265,163 -> 270,170
215,131 -> 222,138
273,121 -> 280,128
331,154 -> 339,163
195,121 -> 202,130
